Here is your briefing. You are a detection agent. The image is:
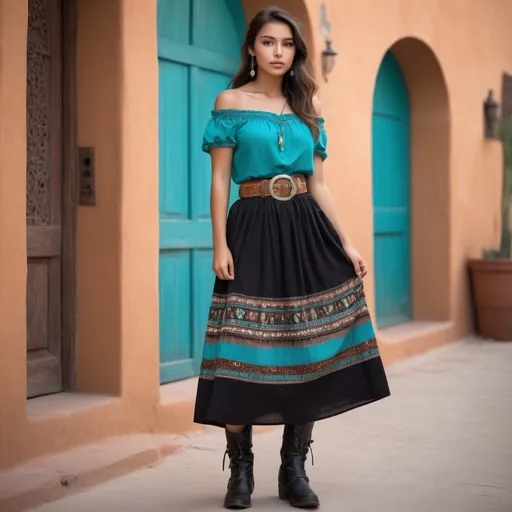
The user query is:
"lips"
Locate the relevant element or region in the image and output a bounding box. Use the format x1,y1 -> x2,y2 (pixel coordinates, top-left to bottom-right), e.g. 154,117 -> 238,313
270,62 -> 285,68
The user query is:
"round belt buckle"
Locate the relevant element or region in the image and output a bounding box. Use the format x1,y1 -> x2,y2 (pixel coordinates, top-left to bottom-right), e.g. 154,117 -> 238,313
268,174 -> 297,201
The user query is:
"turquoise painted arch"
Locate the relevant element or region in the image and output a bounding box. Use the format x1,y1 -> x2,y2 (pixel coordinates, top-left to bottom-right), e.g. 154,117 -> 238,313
157,0 -> 246,384
372,51 -> 412,328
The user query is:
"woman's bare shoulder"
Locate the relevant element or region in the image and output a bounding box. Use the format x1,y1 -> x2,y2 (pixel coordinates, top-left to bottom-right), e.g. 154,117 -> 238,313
214,88 -> 247,110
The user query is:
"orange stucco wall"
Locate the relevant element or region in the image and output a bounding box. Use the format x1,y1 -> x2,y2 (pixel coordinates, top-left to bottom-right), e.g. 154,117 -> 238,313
0,0 -> 511,471
0,0 -> 29,456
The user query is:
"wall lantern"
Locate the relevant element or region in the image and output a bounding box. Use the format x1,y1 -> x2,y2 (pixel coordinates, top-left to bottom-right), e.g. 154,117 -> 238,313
484,89 -> 500,139
319,4 -> 337,82
322,40 -> 338,82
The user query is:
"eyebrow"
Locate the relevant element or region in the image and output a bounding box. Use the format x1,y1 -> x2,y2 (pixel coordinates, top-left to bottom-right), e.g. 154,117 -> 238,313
259,35 -> 294,41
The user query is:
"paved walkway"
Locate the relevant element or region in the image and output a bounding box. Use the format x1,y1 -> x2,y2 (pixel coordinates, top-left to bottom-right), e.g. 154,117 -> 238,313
30,338 -> 512,511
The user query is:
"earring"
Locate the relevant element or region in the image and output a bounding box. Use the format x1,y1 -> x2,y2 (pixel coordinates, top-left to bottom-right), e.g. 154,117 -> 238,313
249,56 -> 256,78
290,68 -> 295,77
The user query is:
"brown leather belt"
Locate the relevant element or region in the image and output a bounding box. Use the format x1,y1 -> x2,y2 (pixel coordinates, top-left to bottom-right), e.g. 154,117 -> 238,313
239,174 -> 308,201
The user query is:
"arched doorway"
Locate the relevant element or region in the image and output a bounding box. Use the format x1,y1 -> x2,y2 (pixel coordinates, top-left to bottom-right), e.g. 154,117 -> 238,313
157,0 -> 246,383
372,51 -> 412,328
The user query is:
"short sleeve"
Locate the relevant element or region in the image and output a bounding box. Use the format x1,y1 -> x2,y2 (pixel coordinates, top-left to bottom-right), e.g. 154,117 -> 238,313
314,117 -> 328,161
201,112 -> 238,153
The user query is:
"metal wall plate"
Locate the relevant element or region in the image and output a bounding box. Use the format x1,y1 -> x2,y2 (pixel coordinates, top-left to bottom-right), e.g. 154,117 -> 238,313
78,147 -> 96,206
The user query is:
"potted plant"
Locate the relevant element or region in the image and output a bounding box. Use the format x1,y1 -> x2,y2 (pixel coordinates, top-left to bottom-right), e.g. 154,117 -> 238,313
468,117 -> 512,341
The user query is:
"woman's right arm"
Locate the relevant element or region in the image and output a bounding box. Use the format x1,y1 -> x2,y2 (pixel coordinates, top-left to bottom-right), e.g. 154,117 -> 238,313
210,90 -> 238,280
210,146 -> 234,280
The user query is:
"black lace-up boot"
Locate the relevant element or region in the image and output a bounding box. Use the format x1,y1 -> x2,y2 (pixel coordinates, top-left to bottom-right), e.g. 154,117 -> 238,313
278,423 -> 319,509
223,426 -> 255,509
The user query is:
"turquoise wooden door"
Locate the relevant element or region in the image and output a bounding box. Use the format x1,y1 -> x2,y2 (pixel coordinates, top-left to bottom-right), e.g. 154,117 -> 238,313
372,52 -> 411,328
157,0 -> 245,383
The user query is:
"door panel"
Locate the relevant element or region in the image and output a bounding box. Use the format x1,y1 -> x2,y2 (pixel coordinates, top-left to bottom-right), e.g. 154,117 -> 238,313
372,52 -> 411,328
159,251 -> 194,381
157,0 -> 245,383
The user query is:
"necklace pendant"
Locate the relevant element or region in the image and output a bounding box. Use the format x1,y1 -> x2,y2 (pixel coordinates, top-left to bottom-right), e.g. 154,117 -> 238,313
278,133 -> 284,151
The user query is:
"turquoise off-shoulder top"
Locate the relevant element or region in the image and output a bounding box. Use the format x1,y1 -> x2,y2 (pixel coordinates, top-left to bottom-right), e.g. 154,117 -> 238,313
202,109 -> 327,185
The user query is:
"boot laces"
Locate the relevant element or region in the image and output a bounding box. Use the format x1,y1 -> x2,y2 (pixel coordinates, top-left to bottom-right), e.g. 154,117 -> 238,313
222,449 -> 251,473
285,438 -> 315,467
308,439 -> 315,466
297,438 -> 314,466
222,449 -> 240,471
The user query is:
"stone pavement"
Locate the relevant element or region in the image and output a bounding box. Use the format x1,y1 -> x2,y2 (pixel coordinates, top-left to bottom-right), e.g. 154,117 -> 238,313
30,338 -> 512,512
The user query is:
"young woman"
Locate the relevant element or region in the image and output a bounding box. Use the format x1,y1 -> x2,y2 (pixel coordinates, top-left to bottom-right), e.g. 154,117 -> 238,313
194,6 -> 390,509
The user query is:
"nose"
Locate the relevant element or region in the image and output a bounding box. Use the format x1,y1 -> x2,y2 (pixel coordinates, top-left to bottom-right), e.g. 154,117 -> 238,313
274,46 -> 283,58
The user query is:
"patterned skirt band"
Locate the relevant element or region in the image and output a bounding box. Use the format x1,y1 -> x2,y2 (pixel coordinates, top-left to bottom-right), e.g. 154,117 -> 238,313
239,174 -> 308,201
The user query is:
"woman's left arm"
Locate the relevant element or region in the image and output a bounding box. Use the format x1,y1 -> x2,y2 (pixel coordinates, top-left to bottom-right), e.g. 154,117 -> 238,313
308,97 -> 368,278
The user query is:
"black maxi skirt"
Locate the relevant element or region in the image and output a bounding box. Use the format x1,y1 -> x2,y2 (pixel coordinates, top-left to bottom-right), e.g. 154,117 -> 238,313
193,191 -> 390,427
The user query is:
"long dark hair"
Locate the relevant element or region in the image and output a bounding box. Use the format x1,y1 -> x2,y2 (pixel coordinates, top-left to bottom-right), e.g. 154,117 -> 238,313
231,6 -> 319,139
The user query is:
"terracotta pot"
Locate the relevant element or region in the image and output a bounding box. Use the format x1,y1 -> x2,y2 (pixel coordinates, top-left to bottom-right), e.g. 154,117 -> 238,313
468,258 -> 512,341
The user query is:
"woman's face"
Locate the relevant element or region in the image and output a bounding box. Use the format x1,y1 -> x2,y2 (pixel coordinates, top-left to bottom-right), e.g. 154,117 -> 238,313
250,22 -> 296,77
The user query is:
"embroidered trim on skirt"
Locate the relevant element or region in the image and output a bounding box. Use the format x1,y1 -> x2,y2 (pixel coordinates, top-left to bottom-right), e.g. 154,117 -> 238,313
193,192 -> 390,427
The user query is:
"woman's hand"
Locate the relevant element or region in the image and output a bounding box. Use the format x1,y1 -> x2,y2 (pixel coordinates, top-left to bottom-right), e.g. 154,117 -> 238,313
344,246 -> 368,278
213,244 -> 235,280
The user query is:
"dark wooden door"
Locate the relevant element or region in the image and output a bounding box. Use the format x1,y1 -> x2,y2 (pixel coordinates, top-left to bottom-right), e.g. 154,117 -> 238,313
26,0 -> 64,398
